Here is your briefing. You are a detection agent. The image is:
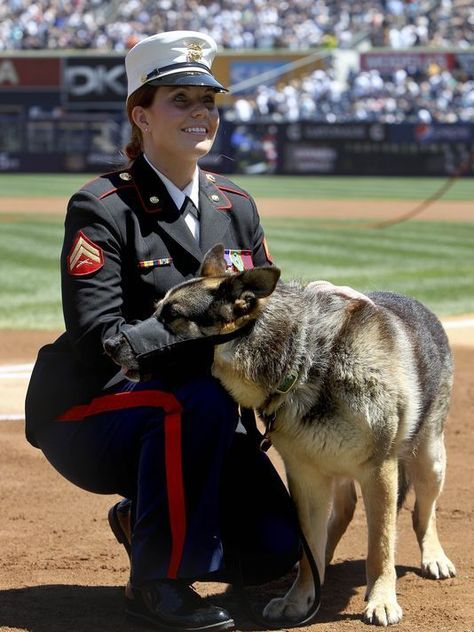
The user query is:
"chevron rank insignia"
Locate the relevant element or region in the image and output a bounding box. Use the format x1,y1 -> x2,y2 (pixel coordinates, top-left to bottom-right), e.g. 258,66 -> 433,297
67,231 -> 104,276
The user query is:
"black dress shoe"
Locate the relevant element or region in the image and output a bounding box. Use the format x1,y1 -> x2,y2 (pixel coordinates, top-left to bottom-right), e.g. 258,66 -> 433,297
108,499 -> 132,558
126,579 -> 234,631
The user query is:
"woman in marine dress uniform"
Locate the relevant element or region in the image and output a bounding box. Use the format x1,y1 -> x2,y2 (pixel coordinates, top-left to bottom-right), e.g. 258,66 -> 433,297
25,31 -> 301,631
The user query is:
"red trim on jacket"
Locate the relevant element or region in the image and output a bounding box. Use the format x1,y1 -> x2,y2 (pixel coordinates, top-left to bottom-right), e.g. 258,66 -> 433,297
57,389 -> 186,578
203,172 -> 251,200
79,170 -> 124,192
216,185 -> 250,199
212,187 -> 232,210
98,184 -> 135,200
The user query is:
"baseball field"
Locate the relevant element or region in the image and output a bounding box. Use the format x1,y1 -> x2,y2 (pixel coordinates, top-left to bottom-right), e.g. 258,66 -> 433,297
0,174 -> 473,631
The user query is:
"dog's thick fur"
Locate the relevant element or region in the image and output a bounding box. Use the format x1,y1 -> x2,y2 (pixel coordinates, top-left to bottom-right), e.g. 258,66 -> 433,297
155,244 -> 456,626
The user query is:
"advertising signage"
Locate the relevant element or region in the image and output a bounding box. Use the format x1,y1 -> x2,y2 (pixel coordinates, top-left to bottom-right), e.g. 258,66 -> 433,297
360,50 -> 457,75
64,56 -> 127,108
0,55 -> 127,109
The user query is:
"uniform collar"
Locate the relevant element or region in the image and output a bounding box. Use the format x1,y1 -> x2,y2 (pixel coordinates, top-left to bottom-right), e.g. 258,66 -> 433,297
127,154 -> 232,264
143,154 -> 200,210
130,154 -> 203,262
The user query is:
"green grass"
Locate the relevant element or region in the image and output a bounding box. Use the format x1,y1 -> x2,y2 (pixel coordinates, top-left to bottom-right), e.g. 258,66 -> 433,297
0,174 -> 96,197
1,214 -> 472,329
233,176 -> 474,201
0,215 -> 64,329
266,218 -> 474,317
0,174 -> 473,200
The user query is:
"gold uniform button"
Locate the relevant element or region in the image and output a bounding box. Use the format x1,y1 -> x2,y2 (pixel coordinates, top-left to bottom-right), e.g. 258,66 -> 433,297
210,194 -> 220,202
206,173 -> 216,182
119,172 -> 132,181
149,196 -> 160,204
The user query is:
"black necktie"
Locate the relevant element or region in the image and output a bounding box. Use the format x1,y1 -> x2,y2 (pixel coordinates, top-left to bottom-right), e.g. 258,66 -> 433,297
181,196 -> 199,220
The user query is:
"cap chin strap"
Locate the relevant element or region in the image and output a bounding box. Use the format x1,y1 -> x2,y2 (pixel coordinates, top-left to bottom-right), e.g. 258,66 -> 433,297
143,61 -> 211,83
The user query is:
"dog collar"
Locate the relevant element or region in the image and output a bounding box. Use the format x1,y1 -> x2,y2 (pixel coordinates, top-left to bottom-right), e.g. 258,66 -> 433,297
258,369 -> 300,452
276,370 -> 299,394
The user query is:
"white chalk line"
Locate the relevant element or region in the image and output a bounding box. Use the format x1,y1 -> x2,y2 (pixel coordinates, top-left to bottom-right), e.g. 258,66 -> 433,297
1,414 -> 25,421
0,318 -> 473,422
442,318 -> 474,330
0,363 -> 34,379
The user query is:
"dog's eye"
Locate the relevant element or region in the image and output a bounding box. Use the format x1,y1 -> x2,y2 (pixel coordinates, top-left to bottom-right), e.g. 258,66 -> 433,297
161,303 -> 182,323
169,306 -> 181,319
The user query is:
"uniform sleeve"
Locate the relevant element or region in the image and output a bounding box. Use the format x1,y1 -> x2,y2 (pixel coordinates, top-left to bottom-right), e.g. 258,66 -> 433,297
249,194 -> 273,268
61,190 -> 239,372
61,190 -> 132,369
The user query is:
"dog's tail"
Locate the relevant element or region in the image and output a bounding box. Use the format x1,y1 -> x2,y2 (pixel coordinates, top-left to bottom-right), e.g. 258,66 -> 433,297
397,459 -> 411,512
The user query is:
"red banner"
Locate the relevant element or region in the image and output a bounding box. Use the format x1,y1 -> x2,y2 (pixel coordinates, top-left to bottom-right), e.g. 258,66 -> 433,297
0,57 -> 60,89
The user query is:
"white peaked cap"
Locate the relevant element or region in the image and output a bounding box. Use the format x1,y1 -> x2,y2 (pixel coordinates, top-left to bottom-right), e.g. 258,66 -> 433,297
125,30 -> 227,99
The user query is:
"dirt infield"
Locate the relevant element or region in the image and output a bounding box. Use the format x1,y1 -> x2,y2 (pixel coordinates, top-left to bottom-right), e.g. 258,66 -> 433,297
0,339 -> 473,632
0,196 -> 473,221
0,197 -> 473,631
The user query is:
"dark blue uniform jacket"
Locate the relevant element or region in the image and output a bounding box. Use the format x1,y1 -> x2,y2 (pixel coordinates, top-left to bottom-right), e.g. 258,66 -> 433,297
25,154 -> 271,446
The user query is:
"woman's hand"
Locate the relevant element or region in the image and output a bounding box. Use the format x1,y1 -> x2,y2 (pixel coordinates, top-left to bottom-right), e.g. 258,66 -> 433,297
103,314 -> 246,382
305,280 -> 374,305
103,333 -> 142,381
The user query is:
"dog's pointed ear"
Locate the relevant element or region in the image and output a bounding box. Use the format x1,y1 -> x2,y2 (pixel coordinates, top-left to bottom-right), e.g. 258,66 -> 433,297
199,244 -> 227,277
229,267 -> 280,318
234,267 -> 281,298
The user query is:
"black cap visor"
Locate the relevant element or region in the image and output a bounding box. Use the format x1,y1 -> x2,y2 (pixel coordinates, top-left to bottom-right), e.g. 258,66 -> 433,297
147,71 -> 228,93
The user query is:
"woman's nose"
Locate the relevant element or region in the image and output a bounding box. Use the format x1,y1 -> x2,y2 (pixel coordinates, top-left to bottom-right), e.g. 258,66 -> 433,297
190,102 -> 206,117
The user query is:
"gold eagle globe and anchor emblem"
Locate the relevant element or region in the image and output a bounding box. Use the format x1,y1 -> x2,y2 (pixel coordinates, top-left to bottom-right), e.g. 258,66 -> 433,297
186,42 -> 204,62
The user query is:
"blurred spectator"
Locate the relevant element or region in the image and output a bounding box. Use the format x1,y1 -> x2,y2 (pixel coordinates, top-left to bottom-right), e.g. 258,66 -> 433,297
225,65 -> 474,124
1,0 -> 473,124
0,0 -> 107,50
0,0 -> 472,51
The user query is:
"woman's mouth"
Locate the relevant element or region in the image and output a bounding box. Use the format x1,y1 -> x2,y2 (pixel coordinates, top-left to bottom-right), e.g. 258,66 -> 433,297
182,127 -> 208,135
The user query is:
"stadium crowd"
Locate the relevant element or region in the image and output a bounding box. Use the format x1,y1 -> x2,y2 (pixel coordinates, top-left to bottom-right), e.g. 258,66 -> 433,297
0,0 -> 472,51
0,0 -> 472,124
228,64 -> 474,124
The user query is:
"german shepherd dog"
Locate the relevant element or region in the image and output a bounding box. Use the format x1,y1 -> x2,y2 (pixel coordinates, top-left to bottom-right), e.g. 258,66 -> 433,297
154,244 -> 456,626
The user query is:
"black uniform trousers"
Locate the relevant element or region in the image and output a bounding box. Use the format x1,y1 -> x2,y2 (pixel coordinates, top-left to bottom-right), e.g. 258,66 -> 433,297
35,371 -> 300,587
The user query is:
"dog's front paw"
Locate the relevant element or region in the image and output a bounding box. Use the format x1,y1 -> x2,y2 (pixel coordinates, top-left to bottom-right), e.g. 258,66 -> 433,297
364,597 -> 403,626
421,553 -> 456,579
263,595 -> 310,623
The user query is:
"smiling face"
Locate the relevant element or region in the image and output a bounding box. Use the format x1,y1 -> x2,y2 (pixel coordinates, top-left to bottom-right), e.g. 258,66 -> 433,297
131,85 -> 219,182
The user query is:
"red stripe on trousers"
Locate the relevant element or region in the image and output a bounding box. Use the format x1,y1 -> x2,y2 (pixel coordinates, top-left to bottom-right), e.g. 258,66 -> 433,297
57,389 -> 186,578
164,411 -> 186,578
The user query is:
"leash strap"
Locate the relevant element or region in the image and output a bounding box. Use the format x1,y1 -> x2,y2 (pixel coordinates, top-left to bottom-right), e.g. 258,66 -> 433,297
233,422 -> 322,628
234,512 -> 321,629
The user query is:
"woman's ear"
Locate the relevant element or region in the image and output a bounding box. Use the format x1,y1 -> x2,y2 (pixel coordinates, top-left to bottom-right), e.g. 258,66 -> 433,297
131,106 -> 149,132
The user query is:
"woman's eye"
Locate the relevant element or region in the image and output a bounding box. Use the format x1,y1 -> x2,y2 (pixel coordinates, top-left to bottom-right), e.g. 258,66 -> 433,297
172,93 -> 216,107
